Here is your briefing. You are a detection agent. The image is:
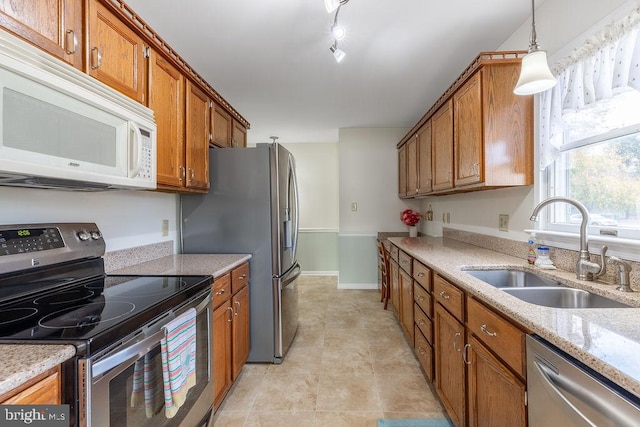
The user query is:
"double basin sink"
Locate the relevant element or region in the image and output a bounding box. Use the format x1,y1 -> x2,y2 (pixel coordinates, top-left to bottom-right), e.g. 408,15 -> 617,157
464,269 -> 631,309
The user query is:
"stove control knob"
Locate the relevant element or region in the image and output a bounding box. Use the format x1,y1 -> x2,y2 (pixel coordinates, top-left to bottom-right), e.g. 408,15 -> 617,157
90,231 -> 102,240
77,231 -> 91,241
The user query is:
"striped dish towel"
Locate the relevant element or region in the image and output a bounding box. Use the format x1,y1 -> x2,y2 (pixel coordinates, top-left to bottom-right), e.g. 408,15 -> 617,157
130,352 -> 164,417
160,307 -> 197,418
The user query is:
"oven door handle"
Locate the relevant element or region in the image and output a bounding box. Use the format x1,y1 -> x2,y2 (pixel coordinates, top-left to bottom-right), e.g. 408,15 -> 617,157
92,290 -> 212,380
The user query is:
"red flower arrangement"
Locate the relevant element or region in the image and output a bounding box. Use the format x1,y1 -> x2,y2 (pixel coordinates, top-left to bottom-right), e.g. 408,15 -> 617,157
401,209 -> 421,226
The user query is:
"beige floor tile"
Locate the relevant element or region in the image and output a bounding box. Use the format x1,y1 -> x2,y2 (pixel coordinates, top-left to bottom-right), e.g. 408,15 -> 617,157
383,411 -> 449,419
323,327 -> 370,348
217,371 -> 265,411
320,346 -> 373,373
290,326 -> 325,348
316,373 -> 382,411
376,374 -> 443,413
370,345 -> 423,375
240,363 -> 271,376
268,345 -> 323,374
365,325 -> 407,348
315,411 -> 383,427
245,410 -> 316,427
251,373 -> 319,411
211,410 -> 248,427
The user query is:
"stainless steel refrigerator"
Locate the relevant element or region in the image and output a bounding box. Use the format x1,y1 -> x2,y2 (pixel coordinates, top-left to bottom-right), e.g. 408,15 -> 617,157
180,143 -> 299,363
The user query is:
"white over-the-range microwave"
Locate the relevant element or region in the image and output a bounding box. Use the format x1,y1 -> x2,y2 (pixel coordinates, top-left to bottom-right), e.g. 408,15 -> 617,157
0,30 -> 156,190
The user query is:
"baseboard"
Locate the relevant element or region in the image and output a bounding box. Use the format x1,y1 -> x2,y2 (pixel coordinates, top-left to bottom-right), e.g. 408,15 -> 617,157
300,271 -> 339,276
337,282 -> 379,290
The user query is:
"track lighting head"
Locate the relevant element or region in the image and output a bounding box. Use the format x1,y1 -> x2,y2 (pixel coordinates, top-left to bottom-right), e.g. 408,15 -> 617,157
330,43 -> 345,62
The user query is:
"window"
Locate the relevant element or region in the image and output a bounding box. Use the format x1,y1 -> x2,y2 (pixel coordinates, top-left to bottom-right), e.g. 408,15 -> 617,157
537,13 -> 640,254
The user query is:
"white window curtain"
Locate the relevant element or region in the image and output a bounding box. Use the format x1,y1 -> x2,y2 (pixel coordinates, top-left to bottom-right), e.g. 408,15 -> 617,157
538,7 -> 640,170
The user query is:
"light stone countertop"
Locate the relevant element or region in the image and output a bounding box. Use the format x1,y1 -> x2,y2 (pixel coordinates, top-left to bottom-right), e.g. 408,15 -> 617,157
389,236 -> 640,399
0,345 -> 75,396
109,254 -> 252,278
0,254 -> 250,397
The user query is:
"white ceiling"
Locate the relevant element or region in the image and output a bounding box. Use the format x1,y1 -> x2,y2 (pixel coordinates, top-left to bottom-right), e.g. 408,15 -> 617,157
125,0 -> 534,144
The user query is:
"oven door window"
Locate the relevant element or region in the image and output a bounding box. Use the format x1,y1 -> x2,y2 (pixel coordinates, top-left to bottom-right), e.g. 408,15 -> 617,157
91,306 -> 212,426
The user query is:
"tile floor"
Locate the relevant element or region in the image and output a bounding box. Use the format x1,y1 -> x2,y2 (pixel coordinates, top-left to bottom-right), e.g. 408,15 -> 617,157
213,275 -> 445,426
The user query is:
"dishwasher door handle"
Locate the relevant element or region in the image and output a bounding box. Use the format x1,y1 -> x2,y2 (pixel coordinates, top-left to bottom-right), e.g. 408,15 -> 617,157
533,357 -> 598,426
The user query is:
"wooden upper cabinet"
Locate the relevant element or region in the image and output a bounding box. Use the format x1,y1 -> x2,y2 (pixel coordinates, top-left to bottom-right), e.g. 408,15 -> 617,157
454,71 -> 483,187
211,104 -> 232,148
406,136 -> 418,196
232,119 -> 247,148
398,144 -> 407,197
185,80 -> 210,190
0,0 -> 83,69
417,120 -> 432,194
87,0 -> 146,103
148,48 -> 186,188
431,99 -> 454,192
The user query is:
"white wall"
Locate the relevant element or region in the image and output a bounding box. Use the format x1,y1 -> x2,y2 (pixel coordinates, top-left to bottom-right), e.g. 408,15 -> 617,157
420,0 -> 634,242
0,187 -> 178,252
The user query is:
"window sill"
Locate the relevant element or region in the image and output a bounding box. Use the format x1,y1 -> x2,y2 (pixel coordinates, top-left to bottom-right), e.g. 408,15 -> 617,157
524,229 -> 640,262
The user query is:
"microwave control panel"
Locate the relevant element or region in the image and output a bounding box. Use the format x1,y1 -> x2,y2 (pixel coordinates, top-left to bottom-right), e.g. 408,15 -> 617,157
137,128 -> 153,180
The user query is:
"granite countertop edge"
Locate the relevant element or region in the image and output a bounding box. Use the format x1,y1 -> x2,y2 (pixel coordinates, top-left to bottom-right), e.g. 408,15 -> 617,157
0,253 -> 251,396
388,236 -> 640,399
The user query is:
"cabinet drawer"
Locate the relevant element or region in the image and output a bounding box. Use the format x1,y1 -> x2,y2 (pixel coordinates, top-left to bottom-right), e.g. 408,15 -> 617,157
0,369 -> 60,404
398,250 -> 412,274
412,260 -> 431,291
414,283 -> 432,318
414,327 -> 433,382
467,297 -> 525,377
213,273 -> 232,308
390,244 -> 399,262
414,304 -> 432,344
434,275 -> 464,322
231,263 -> 250,294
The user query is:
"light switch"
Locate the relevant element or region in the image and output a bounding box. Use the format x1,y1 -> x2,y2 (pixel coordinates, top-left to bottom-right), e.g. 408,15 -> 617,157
351,203 -> 358,212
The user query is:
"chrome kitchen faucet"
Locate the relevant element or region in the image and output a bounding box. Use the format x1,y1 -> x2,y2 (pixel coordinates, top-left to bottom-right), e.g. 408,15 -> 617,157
530,197 -> 607,281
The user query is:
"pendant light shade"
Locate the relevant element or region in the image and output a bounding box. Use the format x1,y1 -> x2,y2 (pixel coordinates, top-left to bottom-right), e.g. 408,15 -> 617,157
513,0 -> 556,95
514,51 -> 557,95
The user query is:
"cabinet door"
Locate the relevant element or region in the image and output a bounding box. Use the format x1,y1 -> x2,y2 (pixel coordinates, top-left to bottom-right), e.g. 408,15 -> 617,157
431,99 -> 454,191
398,144 -> 407,197
212,104 -> 232,148
148,49 -> 186,188
406,136 -> 418,196
0,368 -> 60,404
400,269 -> 414,344
454,72 -> 483,187
0,0 -> 82,69
390,260 -> 400,315
232,120 -> 247,148
185,81 -> 210,190
87,0 -> 146,103
434,304 -> 465,427
417,121 -> 432,194
467,335 -> 526,427
231,285 -> 250,380
213,301 -> 232,409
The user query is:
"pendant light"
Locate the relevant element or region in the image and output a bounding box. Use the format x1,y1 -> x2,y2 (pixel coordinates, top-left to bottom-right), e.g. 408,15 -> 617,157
513,0 -> 557,95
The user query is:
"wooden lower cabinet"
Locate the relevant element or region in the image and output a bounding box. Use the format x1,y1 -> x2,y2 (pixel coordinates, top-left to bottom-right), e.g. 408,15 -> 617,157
0,367 -> 60,404
466,334 -> 526,427
399,268 -> 414,344
434,303 -> 466,427
414,326 -> 433,381
213,262 -> 251,411
389,259 -> 400,316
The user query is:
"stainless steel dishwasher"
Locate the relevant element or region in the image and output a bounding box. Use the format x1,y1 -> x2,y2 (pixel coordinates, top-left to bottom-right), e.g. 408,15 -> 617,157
527,335 -> 640,426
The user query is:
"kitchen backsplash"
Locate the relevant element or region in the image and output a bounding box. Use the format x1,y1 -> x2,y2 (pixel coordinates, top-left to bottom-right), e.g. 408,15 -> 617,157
104,241 -> 173,273
443,228 -> 639,291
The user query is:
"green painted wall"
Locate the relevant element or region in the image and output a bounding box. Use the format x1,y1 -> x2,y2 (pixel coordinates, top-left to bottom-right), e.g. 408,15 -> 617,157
297,230 -> 339,274
337,234 -> 378,288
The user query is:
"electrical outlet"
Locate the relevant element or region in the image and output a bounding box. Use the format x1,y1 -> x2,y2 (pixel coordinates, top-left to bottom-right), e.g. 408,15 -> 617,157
351,202 -> 358,212
499,214 -> 509,231
446,212 -> 451,224
442,212 -> 446,222
162,219 -> 169,237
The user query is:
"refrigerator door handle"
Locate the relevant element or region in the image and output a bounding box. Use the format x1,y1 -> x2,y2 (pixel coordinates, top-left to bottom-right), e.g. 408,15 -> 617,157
288,155 -> 300,262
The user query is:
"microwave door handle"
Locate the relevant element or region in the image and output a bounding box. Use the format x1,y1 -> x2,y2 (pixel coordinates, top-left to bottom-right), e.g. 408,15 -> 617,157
129,122 -> 143,178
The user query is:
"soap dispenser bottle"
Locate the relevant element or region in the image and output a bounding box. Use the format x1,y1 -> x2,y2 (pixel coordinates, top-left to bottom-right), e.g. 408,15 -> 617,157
527,233 -> 537,265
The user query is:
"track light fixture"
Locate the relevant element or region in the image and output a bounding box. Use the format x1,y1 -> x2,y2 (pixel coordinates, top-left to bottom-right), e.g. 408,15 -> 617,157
327,0 -> 350,62
513,0 -> 556,95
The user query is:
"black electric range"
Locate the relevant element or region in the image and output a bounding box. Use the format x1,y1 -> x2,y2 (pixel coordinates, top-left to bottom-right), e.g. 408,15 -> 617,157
0,223 -> 212,356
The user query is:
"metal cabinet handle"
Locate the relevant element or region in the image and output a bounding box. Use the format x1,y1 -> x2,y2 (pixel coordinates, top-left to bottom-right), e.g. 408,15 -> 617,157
417,319 -> 426,326
417,272 -> 424,277
239,274 -> 247,279
417,295 -> 425,302
463,343 -> 472,365
179,166 -> 186,182
215,288 -> 226,296
453,332 -> 461,352
65,29 -> 77,54
439,291 -> 450,300
480,324 -> 497,337
188,167 -> 194,182
473,162 -> 480,177
234,301 -> 240,316
227,306 -> 234,322
417,346 -> 426,355
90,47 -> 102,70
